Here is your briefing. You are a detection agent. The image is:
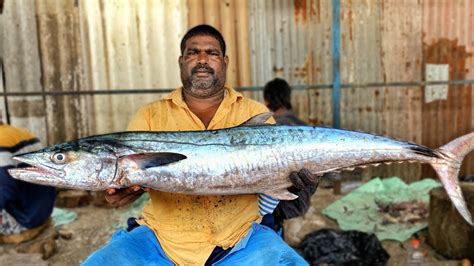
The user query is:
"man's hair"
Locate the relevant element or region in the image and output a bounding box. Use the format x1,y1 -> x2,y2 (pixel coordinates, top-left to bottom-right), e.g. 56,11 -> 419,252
180,24 -> 226,55
263,78 -> 293,111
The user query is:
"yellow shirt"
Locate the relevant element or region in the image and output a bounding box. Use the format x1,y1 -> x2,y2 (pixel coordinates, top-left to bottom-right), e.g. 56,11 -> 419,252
127,86 -> 275,265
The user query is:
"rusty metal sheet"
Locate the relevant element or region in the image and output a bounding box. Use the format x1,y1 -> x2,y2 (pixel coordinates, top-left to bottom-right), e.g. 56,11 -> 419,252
422,0 -> 474,177
339,0 -> 422,134
248,0 -> 332,123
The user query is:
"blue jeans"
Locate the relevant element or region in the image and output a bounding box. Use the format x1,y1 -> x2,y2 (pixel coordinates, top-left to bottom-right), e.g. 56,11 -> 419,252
83,223 -> 308,266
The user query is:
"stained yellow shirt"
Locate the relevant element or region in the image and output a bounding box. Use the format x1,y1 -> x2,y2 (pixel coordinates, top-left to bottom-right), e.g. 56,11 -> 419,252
127,86 -> 275,265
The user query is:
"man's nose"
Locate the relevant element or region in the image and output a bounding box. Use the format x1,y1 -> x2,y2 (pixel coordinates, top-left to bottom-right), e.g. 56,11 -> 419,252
197,52 -> 209,64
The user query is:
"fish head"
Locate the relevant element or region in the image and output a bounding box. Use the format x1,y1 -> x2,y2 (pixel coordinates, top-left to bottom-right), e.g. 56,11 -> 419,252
8,140 -> 122,190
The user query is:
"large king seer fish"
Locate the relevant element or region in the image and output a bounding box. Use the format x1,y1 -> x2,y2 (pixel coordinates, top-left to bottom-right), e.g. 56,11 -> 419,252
8,113 -> 474,225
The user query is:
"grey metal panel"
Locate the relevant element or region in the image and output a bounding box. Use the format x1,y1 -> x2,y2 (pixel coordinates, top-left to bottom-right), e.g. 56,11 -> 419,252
78,0 -> 186,136
0,0 -> 47,143
1,0 -> 187,145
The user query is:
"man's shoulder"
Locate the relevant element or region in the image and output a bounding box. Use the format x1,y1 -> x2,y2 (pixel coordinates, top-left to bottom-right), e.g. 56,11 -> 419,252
238,99 -> 271,119
234,94 -> 267,109
137,96 -> 172,111
0,125 -> 38,148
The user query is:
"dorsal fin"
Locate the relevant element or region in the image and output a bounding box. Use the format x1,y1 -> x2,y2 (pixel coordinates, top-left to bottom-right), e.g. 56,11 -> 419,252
241,112 -> 273,126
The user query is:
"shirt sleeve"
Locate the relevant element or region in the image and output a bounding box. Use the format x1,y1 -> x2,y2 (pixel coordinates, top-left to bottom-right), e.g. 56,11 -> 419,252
127,105 -> 152,131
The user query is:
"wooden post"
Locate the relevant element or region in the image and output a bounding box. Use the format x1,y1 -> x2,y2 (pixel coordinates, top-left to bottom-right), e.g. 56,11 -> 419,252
427,183 -> 474,258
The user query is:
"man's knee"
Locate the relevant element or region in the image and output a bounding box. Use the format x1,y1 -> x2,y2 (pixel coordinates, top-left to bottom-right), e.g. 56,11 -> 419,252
82,226 -> 171,266
218,224 -> 308,265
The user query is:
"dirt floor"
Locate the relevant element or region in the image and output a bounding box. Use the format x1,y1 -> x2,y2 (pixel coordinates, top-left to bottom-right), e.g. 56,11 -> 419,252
0,188 -> 469,265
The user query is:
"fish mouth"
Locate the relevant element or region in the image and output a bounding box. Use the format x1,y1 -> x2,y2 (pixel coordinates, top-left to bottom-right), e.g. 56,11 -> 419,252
9,156 -> 65,186
8,167 -> 66,188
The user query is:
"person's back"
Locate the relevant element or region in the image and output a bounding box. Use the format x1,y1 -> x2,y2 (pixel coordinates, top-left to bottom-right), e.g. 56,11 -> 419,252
0,122 -> 56,243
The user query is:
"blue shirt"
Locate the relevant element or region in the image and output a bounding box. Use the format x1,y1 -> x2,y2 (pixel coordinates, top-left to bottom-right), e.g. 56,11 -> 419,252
0,124 -> 56,229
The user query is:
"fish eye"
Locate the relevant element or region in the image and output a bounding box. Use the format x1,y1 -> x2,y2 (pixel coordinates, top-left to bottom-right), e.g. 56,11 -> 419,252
51,153 -> 67,164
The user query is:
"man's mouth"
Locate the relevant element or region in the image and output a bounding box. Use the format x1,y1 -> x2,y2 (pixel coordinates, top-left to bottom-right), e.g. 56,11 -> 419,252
194,71 -> 212,78
192,66 -> 214,77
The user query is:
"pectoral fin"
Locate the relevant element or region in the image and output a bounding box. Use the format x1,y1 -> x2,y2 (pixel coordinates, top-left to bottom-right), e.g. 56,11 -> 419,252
119,152 -> 187,170
263,189 -> 299,200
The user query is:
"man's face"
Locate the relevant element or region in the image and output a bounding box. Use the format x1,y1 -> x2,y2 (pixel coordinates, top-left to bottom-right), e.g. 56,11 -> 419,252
179,35 -> 228,98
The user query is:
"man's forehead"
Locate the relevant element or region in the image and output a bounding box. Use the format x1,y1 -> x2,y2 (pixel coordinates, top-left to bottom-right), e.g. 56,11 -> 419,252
184,35 -> 221,51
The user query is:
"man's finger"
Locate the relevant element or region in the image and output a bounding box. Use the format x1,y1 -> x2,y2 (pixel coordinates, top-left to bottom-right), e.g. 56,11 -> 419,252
117,191 -> 143,206
290,172 -> 305,190
298,168 -> 319,186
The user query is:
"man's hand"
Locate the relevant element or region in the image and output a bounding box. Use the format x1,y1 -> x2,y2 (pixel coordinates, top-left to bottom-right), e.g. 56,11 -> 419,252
105,185 -> 150,206
272,169 -> 321,225
289,168 -> 320,193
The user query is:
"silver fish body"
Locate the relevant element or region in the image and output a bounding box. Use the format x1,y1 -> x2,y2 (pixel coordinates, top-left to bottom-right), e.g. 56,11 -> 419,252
9,125 -> 474,225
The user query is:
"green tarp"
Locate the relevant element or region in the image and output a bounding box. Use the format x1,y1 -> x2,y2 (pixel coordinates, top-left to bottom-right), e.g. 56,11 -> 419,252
322,177 -> 441,242
51,208 -> 77,226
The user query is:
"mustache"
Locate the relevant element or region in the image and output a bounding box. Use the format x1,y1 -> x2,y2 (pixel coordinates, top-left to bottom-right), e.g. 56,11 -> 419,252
191,64 -> 214,75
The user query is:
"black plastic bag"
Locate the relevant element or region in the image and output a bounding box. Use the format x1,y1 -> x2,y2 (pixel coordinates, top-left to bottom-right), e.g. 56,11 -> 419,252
299,229 -> 390,266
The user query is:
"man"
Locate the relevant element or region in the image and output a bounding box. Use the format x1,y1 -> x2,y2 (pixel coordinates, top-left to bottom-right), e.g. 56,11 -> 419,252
0,117 -> 56,244
84,25 -> 316,265
263,77 -> 319,234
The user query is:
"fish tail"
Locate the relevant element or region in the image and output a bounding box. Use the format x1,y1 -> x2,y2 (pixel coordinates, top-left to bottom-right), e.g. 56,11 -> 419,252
433,132 -> 474,225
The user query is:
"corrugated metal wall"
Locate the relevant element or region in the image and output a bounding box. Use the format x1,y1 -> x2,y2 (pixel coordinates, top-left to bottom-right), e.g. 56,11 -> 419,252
1,0 -> 473,180
248,0 -> 333,125
186,0 -> 252,92
77,0 -> 186,135
421,0 -> 474,177
338,0 -> 424,180
1,0 -> 46,141
1,0 -> 186,144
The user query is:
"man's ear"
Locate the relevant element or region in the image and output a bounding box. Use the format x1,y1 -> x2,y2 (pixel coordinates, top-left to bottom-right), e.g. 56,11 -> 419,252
224,55 -> 229,68
178,55 -> 183,66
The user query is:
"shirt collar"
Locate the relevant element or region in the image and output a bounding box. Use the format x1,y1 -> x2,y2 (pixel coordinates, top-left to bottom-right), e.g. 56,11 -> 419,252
164,86 -> 243,109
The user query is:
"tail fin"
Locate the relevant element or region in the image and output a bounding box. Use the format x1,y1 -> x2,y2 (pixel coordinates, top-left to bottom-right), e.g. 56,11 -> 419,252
433,132 -> 474,225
